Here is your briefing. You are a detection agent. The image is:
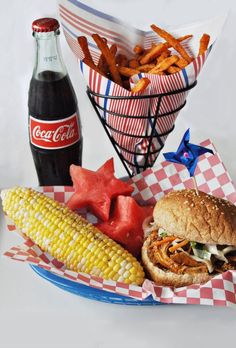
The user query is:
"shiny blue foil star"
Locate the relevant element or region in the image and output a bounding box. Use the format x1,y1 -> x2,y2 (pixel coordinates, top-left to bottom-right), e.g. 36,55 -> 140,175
163,129 -> 214,176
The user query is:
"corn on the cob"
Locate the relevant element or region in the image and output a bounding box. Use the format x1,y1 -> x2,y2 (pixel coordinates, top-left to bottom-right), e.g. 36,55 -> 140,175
1,187 -> 145,285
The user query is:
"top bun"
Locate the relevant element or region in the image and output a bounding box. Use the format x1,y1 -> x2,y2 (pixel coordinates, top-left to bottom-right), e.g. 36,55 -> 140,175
153,189 -> 236,246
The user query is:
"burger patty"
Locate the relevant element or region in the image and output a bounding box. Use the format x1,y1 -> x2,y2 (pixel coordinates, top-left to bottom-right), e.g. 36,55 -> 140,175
147,231 -> 236,275
147,232 -> 208,275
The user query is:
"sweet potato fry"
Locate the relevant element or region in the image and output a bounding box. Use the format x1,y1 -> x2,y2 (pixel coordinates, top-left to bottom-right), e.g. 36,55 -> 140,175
156,49 -> 171,64
151,25 -> 193,63
78,36 -> 97,69
163,34 -> 193,50
198,33 -> 210,56
137,64 -> 156,72
175,57 -> 188,69
110,43 -> 118,56
140,43 -> 166,65
167,66 -> 181,74
98,44 -> 117,75
116,54 -> 128,67
175,34 -> 193,43
140,34 -> 192,65
128,59 -> 140,69
136,44 -> 156,62
163,34 -> 193,52
83,57 -> 105,75
133,44 -> 144,55
137,50 -> 148,62
147,70 -> 165,75
131,77 -> 150,93
118,66 -> 140,77
92,34 -> 122,86
149,55 -> 179,74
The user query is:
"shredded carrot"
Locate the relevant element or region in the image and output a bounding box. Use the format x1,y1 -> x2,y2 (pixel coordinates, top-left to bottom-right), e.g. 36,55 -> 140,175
154,236 -> 176,247
169,240 -> 189,253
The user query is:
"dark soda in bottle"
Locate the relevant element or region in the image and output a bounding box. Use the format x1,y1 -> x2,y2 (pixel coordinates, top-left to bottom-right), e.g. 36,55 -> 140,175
28,18 -> 82,186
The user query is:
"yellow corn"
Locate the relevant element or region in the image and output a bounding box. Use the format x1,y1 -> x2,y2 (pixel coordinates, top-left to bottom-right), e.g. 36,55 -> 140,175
1,187 -> 144,285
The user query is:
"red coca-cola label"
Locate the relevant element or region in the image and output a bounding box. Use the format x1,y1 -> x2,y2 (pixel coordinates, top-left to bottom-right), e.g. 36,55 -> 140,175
30,113 -> 80,149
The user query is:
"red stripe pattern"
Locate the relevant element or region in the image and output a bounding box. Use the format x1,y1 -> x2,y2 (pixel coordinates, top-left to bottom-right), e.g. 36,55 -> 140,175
59,3 -> 136,56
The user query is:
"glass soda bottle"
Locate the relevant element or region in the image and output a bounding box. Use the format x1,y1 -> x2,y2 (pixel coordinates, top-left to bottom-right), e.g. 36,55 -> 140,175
28,18 -> 83,186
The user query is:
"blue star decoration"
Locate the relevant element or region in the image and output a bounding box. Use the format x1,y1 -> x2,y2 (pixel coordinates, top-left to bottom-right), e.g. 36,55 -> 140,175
163,129 -> 214,177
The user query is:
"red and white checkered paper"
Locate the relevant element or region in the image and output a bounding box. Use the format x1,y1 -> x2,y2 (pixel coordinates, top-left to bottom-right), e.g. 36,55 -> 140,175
3,139 -> 236,307
58,0 -> 226,173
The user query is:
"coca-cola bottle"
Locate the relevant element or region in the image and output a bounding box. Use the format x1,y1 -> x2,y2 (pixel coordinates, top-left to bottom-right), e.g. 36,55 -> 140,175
28,18 -> 82,186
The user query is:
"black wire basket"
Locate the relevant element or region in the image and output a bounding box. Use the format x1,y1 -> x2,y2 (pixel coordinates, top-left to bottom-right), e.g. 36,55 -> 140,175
87,80 -> 197,177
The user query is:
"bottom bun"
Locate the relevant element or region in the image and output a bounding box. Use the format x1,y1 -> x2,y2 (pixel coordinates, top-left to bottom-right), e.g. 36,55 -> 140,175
142,237 -> 213,288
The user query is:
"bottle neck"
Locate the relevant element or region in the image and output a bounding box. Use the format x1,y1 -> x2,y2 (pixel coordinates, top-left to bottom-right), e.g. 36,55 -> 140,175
32,30 -> 67,81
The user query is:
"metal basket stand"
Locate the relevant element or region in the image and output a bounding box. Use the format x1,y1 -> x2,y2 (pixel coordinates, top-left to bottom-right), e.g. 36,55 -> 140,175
87,81 -> 197,177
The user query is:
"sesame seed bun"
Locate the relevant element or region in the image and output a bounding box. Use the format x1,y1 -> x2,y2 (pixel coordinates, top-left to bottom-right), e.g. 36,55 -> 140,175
153,189 -> 236,246
141,190 -> 236,287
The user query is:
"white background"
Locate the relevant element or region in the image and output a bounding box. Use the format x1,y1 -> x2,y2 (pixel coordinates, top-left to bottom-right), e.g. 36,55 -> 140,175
0,1 -> 236,347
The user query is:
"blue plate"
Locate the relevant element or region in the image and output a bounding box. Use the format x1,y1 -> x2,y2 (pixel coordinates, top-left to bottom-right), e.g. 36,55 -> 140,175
31,265 -> 162,305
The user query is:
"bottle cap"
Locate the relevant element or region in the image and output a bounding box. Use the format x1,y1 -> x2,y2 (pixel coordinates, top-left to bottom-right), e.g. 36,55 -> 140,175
32,18 -> 60,32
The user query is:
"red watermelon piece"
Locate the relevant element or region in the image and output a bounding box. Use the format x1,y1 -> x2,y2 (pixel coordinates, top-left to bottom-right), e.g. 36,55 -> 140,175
96,196 -> 153,256
66,158 -> 134,221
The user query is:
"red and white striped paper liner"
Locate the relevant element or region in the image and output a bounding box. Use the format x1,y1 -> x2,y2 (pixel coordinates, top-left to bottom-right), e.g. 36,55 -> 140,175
3,139 -> 236,307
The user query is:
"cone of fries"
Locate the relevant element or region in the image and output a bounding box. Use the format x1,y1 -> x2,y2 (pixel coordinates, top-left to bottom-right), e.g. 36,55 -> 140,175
58,0 -> 226,176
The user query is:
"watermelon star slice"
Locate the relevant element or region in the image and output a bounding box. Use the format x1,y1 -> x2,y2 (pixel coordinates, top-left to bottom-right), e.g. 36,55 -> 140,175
96,196 -> 154,257
66,158 -> 134,221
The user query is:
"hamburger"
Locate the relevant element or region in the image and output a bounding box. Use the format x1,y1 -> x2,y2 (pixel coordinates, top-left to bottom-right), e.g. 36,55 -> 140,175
142,189 -> 236,287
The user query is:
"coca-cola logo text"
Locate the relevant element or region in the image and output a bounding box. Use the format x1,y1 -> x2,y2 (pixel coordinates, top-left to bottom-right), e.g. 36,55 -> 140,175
32,123 -> 75,143
30,114 -> 80,150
